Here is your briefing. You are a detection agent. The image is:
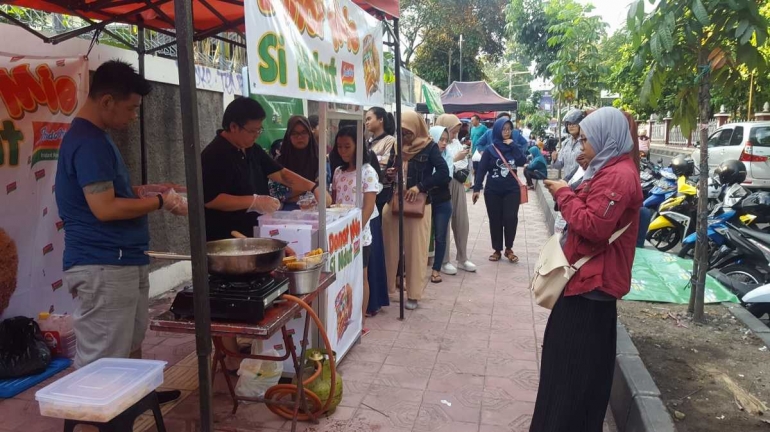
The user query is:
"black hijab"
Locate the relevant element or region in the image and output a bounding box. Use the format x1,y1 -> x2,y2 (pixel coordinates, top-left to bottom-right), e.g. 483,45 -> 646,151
277,115 -> 320,181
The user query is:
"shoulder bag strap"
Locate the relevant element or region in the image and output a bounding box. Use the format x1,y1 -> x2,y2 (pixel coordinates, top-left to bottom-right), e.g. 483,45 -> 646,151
571,223 -> 632,270
492,146 -> 524,188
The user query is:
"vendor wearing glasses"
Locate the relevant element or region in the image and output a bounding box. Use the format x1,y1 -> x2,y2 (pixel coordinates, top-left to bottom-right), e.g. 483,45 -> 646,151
202,99 -> 326,372
201,99 -> 324,242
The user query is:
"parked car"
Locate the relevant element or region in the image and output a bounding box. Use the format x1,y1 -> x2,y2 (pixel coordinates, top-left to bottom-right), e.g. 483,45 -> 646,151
691,121 -> 770,189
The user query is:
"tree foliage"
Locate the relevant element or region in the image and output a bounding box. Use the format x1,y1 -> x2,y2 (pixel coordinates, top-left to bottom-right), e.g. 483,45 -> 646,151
545,0 -> 607,107
482,50 -> 532,103
402,0 -> 507,82
627,0 -> 768,136
506,0 -> 607,106
505,0 -> 560,78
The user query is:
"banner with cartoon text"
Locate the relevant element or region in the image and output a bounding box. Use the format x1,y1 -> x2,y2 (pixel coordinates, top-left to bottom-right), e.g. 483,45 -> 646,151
245,0 -> 385,106
0,54 -> 88,319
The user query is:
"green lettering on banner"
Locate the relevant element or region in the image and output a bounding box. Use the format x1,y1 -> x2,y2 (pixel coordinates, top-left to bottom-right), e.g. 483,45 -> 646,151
297,49 -> 338,96
258,32 -> 287,85
0,119 -> 23,166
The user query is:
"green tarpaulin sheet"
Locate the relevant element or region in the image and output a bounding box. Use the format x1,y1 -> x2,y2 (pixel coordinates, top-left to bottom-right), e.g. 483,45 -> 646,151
625,248 -> 740,304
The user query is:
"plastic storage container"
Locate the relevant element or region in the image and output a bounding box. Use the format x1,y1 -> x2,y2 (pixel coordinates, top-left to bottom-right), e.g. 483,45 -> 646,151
36,358 -> 166,422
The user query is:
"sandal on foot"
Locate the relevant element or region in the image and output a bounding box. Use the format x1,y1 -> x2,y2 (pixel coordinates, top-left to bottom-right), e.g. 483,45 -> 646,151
430,273 -> 443,283
504,249 -> 519,263
489,251 -> 501,261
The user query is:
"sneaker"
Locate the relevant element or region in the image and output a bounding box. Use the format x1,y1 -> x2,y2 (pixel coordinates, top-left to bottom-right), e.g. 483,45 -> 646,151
441,263 -> 458,275
405,299 -> 418,310
457,261 -> 477,272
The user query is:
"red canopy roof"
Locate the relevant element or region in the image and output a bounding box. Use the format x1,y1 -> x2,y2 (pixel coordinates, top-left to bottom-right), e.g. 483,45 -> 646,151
3,0 -> 398,38
353,0 -> 399,19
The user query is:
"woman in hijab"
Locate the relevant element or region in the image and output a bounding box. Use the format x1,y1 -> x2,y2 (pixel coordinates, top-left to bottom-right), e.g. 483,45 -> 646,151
427,126 -> 453,284
524,146 -> 548,189
532,107 -> 643,432
472,117 -> 527,262
382,111 -> 450,309
275,115 -> 321,210
435,114 -> 475,274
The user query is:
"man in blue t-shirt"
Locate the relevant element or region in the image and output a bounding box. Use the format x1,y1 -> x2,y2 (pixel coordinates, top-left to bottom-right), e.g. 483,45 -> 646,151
56,61 -> 186,381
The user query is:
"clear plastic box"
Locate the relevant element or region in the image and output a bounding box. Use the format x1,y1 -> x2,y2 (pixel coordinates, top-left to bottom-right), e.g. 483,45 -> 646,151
35,358 -> 166,422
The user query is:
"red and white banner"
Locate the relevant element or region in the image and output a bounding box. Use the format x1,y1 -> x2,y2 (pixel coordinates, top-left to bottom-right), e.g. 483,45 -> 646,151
0,54 -> 88,319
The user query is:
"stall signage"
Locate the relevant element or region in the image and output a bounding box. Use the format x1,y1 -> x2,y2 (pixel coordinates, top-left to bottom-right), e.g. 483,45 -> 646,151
0,55 -> 88,319
245,0 -> 385,105
324,209 -> 363,358
328,216 -> 361,273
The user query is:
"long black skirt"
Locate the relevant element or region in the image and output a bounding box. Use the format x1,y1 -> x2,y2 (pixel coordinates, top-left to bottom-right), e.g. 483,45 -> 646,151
529,293 -> 617,432
366,215 -> 389,314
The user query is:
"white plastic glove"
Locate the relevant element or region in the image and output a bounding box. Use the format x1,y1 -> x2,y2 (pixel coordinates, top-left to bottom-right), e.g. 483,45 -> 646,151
162,189 -> 188,216
247,194 -> 281,214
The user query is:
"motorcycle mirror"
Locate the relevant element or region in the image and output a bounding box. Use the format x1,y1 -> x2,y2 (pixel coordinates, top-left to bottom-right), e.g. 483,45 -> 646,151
657,158 -> 664,164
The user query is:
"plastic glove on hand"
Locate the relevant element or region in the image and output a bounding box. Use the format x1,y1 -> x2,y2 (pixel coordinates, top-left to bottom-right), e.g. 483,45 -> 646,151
162,189 -> 188,216
247,194 -> 281,214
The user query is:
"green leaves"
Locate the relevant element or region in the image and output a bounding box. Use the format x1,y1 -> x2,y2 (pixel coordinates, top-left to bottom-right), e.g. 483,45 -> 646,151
736,19 -> 749,40
692,0 -> 710,26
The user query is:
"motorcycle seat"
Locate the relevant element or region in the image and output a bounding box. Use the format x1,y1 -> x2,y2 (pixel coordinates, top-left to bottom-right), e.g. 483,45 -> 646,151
737,227 -> 770,245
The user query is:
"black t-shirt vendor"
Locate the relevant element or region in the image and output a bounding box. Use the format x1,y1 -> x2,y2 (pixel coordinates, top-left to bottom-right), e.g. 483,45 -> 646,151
201,98 -> 328,242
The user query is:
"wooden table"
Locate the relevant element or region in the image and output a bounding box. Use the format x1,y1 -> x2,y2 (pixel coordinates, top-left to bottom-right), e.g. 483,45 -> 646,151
150,272 -> 336,432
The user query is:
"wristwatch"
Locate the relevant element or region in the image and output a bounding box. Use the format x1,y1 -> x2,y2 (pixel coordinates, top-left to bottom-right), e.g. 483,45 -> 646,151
311,183 -> 318,194
157,194 -> 164,210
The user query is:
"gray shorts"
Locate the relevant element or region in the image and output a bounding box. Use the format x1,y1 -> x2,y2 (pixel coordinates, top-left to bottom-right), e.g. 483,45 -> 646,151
65,265 -> 150,368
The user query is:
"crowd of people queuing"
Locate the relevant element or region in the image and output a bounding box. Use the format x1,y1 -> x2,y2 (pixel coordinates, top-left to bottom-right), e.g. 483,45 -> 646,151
58,61 -> 644,432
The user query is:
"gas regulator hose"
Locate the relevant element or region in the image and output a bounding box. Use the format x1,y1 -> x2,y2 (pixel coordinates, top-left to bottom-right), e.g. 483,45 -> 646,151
263,294 -> 337,421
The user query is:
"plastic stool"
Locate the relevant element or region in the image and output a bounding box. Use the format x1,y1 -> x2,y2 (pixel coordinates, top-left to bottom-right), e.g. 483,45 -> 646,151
63,391 -> 166,432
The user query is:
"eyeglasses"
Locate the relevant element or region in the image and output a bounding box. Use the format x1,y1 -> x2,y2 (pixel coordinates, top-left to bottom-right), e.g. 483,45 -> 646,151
639,136 -> 650,140
241,126 -> 264,136
402,130 -> 414,139
290,130 -> 310,138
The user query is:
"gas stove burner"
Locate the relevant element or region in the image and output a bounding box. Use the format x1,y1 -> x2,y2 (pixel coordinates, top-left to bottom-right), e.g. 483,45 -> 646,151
170,274 -> 289,323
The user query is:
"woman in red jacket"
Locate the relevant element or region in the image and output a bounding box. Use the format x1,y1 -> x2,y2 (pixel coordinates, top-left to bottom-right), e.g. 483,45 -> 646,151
531,107 -> 643,432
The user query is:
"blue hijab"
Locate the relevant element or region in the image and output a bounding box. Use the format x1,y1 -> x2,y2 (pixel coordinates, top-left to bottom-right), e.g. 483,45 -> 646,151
487,118 -> 524,160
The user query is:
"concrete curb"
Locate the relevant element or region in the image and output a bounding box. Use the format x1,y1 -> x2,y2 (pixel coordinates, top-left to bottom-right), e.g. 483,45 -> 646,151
534,182 -> 676,432
723,302 -> 770,347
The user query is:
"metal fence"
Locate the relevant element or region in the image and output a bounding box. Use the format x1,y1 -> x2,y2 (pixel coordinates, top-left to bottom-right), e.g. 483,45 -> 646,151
649,118 -> 719,147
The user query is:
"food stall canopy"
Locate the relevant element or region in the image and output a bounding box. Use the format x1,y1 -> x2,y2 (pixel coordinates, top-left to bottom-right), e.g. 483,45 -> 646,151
352,0 -> 399,19
3,0 -> 398,43
2,0 -> 248,45
416,81 -> 518,114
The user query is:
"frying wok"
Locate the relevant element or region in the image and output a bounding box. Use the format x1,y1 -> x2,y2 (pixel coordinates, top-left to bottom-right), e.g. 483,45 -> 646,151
146,237 -> 288,276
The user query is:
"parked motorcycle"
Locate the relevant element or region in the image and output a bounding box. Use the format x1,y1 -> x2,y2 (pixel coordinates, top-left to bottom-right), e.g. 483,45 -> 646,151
709,270 -> 770,319
646,157 -> 699,251
677,161 -> 754,260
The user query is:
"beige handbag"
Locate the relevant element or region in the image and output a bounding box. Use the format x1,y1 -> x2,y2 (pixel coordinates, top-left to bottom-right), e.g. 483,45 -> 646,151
531,224 -> 630,309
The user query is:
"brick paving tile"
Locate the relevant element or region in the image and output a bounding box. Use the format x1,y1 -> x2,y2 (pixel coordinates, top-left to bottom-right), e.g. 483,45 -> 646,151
2,187 -> 618,432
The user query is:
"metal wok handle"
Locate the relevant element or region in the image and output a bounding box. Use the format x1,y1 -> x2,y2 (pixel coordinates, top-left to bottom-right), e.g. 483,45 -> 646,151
145,251 -> 192,261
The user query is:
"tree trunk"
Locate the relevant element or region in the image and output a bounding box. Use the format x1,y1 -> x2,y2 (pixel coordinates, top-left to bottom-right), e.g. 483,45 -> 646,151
693,49 -> 712,321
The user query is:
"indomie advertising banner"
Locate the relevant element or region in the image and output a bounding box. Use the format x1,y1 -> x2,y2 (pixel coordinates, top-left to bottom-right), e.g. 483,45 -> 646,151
0,54 -> 88,319
245,0 -> 385,106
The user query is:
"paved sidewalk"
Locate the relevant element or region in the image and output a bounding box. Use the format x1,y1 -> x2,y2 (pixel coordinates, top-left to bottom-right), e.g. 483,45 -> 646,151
0,190 -> 616,432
